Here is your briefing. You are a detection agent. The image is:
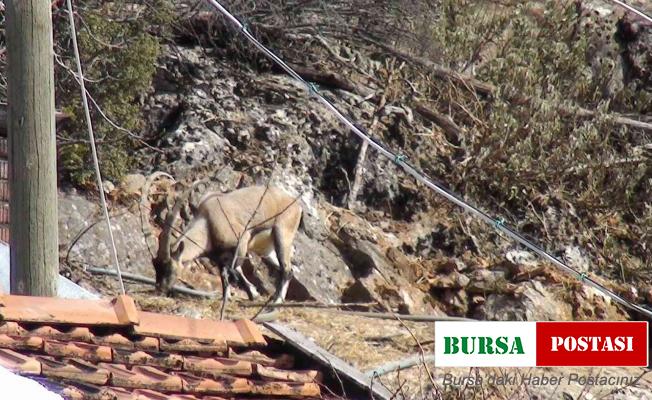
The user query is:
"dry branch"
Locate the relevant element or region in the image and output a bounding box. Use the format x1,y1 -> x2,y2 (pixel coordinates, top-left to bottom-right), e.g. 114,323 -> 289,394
366,353 -> 436,377
347,90 -> 387,209
242,301 -> 378,309
85,266 -> 217,298
560,106 -> 652,132
359,34 -> 495,96
347,140 -> 368,209
363,35 -> 652,132
415,102 -> 462,145
288,64 -> 374,97
336,310 -> 474,322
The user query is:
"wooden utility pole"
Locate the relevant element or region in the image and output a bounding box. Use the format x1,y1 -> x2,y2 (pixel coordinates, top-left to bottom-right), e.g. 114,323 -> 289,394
6,1 -> 58,295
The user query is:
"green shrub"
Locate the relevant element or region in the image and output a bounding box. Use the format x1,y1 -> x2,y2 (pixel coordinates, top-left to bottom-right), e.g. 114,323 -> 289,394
54,0 -> 172,187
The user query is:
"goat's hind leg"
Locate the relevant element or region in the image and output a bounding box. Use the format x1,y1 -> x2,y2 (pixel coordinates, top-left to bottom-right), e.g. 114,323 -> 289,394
229,230 -> 259,300
271,225 -> 295,304
234,264 -> 260,300
218,265 -> 231,320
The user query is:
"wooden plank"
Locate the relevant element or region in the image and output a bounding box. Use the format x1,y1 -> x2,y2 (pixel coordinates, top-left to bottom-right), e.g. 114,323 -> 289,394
0,295 -> 135,326
113,295 -> 140,325
263,322 -> 393,400
134,313 -> 267,347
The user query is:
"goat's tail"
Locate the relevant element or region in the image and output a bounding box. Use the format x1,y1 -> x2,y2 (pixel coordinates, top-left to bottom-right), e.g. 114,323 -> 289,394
299,208 -> 305,231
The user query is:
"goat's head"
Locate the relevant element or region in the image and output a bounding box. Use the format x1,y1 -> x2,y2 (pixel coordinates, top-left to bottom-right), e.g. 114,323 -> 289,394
153,241 -> 186,294
153,256 -> 175,293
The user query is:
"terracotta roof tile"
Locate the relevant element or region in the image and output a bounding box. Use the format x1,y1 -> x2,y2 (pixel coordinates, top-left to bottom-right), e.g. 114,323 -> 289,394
30,325 -> 93,342
183,355 -> 253,377
104,387 -> 136,400
0,204 -> 9,226
0,181 -> 8,202
0,295 -> 332,399
0,348 -> 41,374
60,383 -> 98,400
255,364 -> 322,383
64,384 -> 136,400
0,321 -> 27,336
101,363 -> 184,392
0,333 -> 44,352
228,349 -> 294,369
112,348 -> 184,370
90,331 -> 139,349
133,389 -> 202,400
133,335 -> 162,352
38,356 -> 110,385
159,338 -> 226,354
251,380 -> 321,397
43,340 -> 113,363
178,372 -> 252,395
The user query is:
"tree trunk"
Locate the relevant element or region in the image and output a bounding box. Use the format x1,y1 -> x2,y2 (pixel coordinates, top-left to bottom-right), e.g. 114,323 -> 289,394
6,0 -> 59,296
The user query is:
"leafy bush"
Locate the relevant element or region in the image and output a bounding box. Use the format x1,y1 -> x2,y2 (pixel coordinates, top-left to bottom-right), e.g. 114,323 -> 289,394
54,0 -> 172,186
406,0 -> 651,279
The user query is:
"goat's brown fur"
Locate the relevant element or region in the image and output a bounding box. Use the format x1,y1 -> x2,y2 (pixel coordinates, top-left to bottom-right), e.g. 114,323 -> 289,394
150,181 -> 303,306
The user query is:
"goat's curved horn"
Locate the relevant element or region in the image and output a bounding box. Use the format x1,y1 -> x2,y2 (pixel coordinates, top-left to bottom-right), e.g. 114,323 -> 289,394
139,172 -> 176,259
155,180 -> 201,262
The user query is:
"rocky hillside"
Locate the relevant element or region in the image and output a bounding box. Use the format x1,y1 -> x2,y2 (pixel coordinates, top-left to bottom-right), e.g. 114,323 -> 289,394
52,0 -> 651,318
7,0 -> 652,398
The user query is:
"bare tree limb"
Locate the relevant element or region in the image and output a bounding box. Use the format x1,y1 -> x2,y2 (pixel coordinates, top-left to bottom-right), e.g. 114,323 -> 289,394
366,353 -> 436,377
415,102 -> 462,145
362,34 -> 652,132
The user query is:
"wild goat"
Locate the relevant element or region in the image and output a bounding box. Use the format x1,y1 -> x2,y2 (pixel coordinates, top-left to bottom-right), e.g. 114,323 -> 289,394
141,173 -> 303,309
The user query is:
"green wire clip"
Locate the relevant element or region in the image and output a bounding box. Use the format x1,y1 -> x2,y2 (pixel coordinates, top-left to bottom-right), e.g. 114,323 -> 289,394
307,82 -> 319,95
240,18 -> 250,33
394,154 -> 407,164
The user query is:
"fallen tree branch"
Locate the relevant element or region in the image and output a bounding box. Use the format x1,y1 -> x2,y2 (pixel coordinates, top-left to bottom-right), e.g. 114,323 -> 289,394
414,102 -> 462,145
561,106 -> 652,132
359,34 -> 495,96
348,89 -> 387,209
85,266 -> 216,298
241,301 -> 379,309
366,353 -> 436,377
335,310 -> 474,322
287,64 -> 374,97
362,34 -> 652,132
